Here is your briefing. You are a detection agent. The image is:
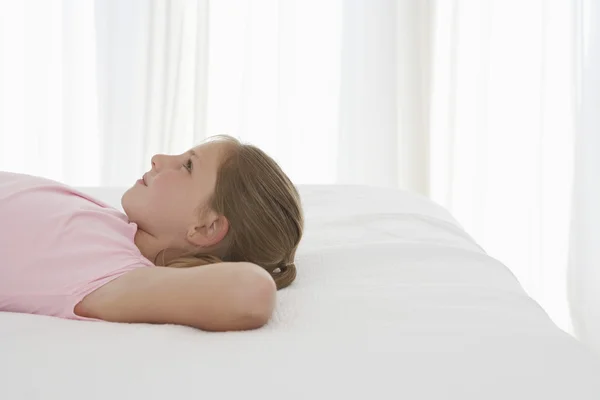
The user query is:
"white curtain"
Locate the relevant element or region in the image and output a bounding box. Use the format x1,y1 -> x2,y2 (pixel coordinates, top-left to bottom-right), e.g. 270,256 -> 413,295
569,0 -> 600,354
0,0 -> 101,186
1,0 -> 595,339
429,0 -> 577,334
0,0 -> 209,186
95,0 -> 210,185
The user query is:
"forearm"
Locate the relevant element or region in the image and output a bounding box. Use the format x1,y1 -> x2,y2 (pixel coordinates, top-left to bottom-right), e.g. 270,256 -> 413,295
148,262 -> 276,331
77,262 -> 277,331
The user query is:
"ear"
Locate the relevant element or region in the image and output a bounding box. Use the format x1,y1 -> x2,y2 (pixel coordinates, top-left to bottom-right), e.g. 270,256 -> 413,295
187,211 -> 229,248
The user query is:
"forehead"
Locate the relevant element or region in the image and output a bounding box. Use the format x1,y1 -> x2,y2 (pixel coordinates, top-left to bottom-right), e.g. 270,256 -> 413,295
193,141 -> 221,161
191,140 -> 234,170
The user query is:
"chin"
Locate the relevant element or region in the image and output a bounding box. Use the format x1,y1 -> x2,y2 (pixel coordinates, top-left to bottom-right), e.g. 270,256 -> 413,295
121,188 -> 135,219
120,189 -> 152,231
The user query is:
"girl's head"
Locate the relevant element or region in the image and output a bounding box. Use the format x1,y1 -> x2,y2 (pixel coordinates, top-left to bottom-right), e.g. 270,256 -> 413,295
121,135 -> 304,290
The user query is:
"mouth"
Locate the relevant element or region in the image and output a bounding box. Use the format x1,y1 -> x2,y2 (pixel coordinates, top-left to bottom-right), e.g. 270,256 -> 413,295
137,174 -> 147,186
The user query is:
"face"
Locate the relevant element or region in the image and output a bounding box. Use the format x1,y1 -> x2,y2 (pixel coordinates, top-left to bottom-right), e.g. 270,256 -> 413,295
122,140 -> 231,251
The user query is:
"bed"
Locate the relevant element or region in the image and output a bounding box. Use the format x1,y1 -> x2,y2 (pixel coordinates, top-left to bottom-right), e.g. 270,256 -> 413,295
1,185 -> 599,399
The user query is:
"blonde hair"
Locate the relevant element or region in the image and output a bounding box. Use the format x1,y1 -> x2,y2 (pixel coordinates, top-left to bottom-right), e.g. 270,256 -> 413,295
155,135 -> 304,290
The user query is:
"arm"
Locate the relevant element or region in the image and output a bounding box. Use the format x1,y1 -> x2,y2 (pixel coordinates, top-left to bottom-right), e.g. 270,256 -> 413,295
75,262 -> 277,332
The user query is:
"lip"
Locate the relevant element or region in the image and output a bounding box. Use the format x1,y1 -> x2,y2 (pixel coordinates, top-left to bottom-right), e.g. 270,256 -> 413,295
137,174 -> 147,186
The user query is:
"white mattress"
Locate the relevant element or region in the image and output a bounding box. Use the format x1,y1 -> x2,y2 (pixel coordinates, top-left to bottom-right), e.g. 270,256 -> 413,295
1,185 -> 599,399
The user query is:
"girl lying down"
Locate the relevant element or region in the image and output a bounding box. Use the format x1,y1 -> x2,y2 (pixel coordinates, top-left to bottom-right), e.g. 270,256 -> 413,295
0,135 -> 304,332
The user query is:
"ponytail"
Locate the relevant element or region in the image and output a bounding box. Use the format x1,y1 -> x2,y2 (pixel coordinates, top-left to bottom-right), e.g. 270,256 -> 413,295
271,263 -> 297,290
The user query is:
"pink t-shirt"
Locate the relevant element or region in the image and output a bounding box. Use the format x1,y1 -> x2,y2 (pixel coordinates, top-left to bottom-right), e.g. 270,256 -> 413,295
0,171 -> 154,321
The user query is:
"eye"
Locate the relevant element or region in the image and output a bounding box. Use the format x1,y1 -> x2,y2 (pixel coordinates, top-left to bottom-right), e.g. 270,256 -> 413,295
183,159 -> 193,172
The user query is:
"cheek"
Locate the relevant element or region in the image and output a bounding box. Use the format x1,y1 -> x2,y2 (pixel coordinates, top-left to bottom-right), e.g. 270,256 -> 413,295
122,175 -> 181,221
148,175 -> 181,208
147,174 -> 195,221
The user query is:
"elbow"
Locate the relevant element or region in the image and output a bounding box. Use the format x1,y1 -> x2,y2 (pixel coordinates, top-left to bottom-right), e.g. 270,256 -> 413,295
237,264 -> 277,330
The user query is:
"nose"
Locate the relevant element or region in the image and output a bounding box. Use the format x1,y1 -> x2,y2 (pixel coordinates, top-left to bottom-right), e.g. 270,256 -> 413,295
151,153 -> 169,171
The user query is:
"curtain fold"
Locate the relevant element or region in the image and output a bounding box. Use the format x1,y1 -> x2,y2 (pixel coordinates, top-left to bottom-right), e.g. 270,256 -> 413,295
568,0 -> 600,353
395,0 -> 433,196
337,0 -> 433,191
337,0 -> 399,187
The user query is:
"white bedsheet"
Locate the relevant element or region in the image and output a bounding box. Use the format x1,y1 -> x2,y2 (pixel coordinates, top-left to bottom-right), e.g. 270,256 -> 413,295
1,185 -> 599,399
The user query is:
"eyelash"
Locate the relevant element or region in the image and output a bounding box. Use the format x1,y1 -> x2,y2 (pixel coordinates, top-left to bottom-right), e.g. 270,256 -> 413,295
183,159 -> 193,172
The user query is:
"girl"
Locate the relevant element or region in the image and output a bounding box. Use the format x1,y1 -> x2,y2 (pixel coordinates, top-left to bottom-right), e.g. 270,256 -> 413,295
0,135 -> 304,332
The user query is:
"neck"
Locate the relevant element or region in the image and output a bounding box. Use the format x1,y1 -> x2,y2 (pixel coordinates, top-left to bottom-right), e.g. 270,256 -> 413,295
134,228 -> 163,264
134,228 -> 195,265
134,227 -> 228,266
